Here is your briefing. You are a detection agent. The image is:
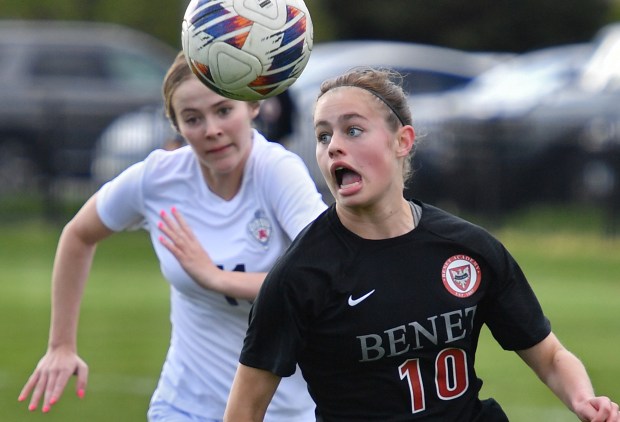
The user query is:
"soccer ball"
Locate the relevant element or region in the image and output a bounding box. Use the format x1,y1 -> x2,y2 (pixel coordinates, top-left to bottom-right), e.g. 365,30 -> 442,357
182,0 -> 313,101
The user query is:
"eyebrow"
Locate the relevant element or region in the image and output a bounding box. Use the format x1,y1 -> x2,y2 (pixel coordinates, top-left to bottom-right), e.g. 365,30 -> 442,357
314,112 -> 368,129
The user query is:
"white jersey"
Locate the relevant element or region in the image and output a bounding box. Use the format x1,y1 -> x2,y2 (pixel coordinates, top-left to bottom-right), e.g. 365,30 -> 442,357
96,130 -> 326,420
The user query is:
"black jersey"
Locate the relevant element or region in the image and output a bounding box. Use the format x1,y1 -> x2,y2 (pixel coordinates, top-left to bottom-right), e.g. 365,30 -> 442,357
240,201 -> 551,421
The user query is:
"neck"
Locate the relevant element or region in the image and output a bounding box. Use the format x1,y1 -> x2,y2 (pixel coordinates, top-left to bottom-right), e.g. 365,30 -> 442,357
336,198 -> 414,240
202,165 -> 244,201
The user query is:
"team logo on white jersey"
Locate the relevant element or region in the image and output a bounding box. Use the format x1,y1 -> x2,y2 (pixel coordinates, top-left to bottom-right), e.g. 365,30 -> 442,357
441,255 -> 481,298
248,210 -> 272,249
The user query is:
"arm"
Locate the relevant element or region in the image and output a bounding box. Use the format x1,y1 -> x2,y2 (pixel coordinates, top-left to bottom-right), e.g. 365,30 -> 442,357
517,332 -> 619,421
224,363 -> 281,422
158,207 -> 266,300
19,194 -> 115,413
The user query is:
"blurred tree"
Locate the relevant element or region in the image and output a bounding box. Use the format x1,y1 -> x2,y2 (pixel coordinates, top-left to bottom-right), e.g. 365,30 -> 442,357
319,0 -> 611,52
2,0 -> 184,49
1,0 -> 612,52
1,0 -> 336,50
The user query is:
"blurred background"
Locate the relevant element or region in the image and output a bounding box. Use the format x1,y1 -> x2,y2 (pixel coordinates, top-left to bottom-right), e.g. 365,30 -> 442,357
1,0 -> 619,229
1,1 -> 619,421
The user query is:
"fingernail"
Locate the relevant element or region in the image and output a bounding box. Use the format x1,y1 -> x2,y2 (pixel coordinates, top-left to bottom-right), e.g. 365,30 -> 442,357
49,397 -> 57,405
28,404 -> 37,412
160,210 -> 166,217
17,395 -> 25,402
171,206 -> 177,213
77,389 -> 85,399
158,221 -> 164,229
42,405 -> 50,413
159,235 -> 165,243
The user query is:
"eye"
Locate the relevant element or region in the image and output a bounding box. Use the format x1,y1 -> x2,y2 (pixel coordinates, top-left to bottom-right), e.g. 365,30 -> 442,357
183,115 -> 200,126
316,132 -> 332,144
217,106 -> 233,117
347,127 -> 363,137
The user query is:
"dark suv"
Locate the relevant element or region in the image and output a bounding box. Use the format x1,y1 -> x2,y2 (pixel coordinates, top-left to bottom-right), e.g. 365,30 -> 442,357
0,20 -> 176,196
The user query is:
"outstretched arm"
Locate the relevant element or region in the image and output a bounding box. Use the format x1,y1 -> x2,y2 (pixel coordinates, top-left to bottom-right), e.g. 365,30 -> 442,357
19,194 -> 114,413
517,332 -> 619,422
158,207 -> 266,300
224,363 -> 281,422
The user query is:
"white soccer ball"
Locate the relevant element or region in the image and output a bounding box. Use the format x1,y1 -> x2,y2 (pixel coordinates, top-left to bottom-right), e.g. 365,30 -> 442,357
182,0 -> 313,101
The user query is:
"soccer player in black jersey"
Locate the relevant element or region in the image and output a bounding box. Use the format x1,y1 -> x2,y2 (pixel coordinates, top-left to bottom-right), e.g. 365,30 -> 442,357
224,68 -> 619,421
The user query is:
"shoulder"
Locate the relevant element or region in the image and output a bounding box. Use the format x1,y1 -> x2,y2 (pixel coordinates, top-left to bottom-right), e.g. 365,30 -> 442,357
418,201 -> 507,260
250,131 -> 310,175
268,206 -> 345,282
142,145 -> 194,170
137,146 -> 197,185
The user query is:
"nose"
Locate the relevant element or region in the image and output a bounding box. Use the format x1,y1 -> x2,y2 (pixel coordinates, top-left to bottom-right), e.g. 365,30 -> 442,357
327,133 -> 345,157
204,119 -> 222,139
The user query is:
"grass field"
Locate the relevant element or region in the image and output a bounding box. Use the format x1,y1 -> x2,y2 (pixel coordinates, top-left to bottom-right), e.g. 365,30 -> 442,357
1,206 -> 619,421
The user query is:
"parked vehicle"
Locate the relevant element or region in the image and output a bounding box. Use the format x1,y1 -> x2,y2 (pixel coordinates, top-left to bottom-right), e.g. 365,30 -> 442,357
425,23 -> 620,213
92,40 -> 507,202
0,20 -> 176,196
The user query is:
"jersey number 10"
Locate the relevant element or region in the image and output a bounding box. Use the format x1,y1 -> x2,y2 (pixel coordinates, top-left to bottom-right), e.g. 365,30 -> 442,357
399,348 -> 469,413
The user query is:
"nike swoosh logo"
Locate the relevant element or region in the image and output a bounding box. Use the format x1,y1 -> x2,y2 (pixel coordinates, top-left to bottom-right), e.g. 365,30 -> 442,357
348,289 -> 376,306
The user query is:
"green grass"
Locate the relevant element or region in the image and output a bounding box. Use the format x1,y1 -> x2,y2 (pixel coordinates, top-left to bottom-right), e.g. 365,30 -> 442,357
1,206 -> 619,421
1,221 -> 170,421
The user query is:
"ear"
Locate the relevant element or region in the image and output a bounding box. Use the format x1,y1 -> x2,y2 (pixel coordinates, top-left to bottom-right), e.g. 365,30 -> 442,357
249,101 -> 261,120
395,125 -> 415,158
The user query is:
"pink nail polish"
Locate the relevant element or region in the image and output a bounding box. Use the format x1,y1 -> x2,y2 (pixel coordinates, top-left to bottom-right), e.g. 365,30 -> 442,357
42,405 -> 50,413
158,221 -> 164,229
171,206 -> 177,213
17,395 -> 25,402
28,404 -> 36,411
160,210 -> 166,217
77,389 -> 85,399
49,397 -> 57,405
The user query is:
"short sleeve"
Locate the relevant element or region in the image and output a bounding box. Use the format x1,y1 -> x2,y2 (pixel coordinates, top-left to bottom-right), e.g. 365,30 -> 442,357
254,145 -> 326,239
240,264 -> 303,377
484,247 -> 551,351
96,160 -> 147,232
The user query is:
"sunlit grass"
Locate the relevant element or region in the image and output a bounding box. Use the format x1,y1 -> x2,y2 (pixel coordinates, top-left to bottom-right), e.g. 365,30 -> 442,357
1,205 -> 618,421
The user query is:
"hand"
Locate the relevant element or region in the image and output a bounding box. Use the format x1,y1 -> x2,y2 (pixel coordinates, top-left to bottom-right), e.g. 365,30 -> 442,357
574,396 -> 620,422
18,347 -> 88,413
158,207 -> 222,291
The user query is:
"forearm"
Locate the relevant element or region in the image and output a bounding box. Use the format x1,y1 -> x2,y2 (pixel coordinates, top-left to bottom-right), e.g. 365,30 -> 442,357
517,333 -> 597,413
538,348 -> 595,412
47,226 -> 97,350
47,195 -> 113,350
206,270 -> 266,301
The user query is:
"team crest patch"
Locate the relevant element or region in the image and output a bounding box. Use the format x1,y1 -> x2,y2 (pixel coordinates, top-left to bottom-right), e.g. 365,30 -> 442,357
248,210 -> 272,249
441,255 -> 481,298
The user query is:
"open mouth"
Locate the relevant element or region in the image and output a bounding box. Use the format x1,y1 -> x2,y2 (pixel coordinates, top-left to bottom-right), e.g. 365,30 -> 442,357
335,166 -> 362,188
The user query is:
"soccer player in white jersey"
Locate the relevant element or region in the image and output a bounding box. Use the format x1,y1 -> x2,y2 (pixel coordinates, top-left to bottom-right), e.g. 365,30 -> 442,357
19,51 -> 327,421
